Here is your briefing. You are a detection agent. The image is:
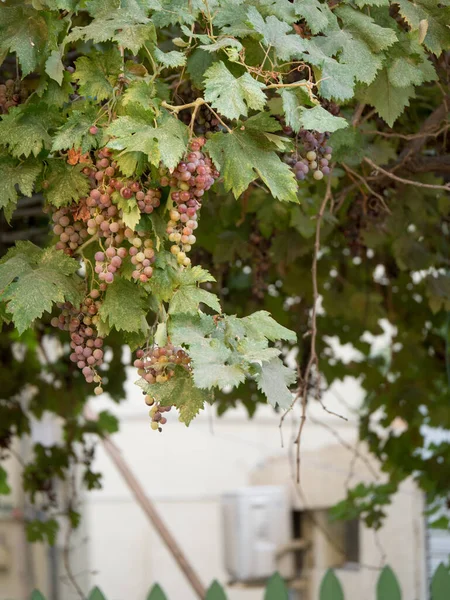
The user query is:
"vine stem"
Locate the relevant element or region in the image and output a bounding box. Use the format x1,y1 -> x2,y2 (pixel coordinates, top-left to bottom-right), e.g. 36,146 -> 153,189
74,232 -> 98,255
161,98 -> 232,133
294,177 -> 332,483
364,157 -> 450,191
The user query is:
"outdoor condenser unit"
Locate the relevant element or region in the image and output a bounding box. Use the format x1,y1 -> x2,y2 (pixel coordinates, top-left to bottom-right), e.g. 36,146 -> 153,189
221,486 -> 294,582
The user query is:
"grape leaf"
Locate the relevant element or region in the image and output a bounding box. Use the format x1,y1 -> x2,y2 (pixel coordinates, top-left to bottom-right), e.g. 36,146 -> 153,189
0,243 -> 82,334
199,37 -> 243,53
362,68 -> 415,126
168,286 -> 221,315
205,117 -> 298,201
45,49 -> 65,86
43,161 -> 90,208
168,313 -> 216,346
293,0 -> 336,34
241,310 -> 297,342
99,278 -> 149,333
386,34 -> 436,89
68,9 -> 156,54
188,338 -> 247,390
0,104 -> 59,158
137,367 -> 209,425
177,266 -> 216,285
396,0 -> 450,55
51,105 -> 99,153
255,357 -> 297,408
107,112 -> 189,171
335,7 -> 397,53
153,48 -> 186,67
122,81 -> 156,110
203,61 -> 266,120
304,41 -> 356,100
73,49 -> 122,102
0,6 -> 49,76
144,252 -> 178,303
280,91 -> 348,133
246,6 -> 308,60
0,156 -> 41,218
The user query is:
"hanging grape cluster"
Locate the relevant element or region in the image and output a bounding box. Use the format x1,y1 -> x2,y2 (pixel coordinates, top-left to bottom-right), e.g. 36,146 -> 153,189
176,80 -> 222,136
285,130 -> 333,182
134,343 -> 191,431
0,79 -> 27,113
51,146 -> 158,284
161,137 -> 220,267
51,292 -> 105,393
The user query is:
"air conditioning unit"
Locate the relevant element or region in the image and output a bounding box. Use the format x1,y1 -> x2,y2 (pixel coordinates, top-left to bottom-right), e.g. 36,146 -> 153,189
221,486 -> 294,582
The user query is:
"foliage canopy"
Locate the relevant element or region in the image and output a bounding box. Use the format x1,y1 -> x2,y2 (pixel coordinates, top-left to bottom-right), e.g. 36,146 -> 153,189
0,0 -> 449,540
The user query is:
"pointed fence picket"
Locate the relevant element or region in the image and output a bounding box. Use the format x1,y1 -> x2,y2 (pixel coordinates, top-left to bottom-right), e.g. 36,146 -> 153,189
29,563 -> 450,599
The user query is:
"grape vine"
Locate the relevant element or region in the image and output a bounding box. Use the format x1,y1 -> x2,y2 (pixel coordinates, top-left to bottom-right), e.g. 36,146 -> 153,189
0,0 -> 449,542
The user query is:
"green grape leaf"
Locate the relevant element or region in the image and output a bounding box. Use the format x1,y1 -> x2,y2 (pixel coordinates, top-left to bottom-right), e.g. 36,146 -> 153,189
168,286 -> 221,315
45,49 -> 65,86
145,252 -> 178,303
241,311 -> 297,342
386,34 -> 436,89
68,9 -> 156,54
396,0 -> 450,55
246,6 -> 308,60
51,105 -> 99,153
199,37 -> 243,53
205,117 -> 298,201
203,61 -> 266,120
255,357 -> 297,408
99,278 -> 149,333
168,313 -> 216,346
177,265 -> 216,285
362,68 -> 415,126
107,112 -> 189,171
43,161 -> 90,208
189,339 -> 247,390
0,6 -> 49,76
335,7 -> 397,53
0,243 -> 82,334
281,91 -> 348,133
0,104 -> 59,158
137,367 -> 210,425
153,47 -> 186,67
0,156 -> 41,218
294,0 -> 336,34
73,48 -> 122,102
122,81 -> 157,110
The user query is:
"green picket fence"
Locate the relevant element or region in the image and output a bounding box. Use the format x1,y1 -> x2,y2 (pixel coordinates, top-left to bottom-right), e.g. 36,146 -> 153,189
30,564 -> 450,600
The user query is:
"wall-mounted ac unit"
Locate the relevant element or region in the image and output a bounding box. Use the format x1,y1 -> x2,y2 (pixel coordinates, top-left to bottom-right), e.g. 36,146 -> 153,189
221,486 -> 293,582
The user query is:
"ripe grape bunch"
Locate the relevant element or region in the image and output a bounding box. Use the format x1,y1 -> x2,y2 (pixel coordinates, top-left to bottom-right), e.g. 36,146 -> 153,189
285,130 -> 333,182
51,145 -> 158,285
161,137 -> 220,267
134,343 -> 191,432
51,291 -> 105,394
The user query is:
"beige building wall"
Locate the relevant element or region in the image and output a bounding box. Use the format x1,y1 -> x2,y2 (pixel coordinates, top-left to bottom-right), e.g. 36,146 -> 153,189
77,372 -> 428,600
